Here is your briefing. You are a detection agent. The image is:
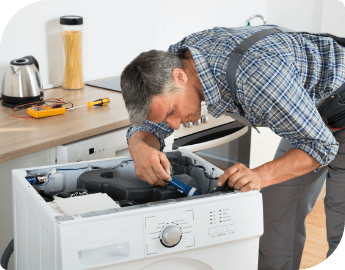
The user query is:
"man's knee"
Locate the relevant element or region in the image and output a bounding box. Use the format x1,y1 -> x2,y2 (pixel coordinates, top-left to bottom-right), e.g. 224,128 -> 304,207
258,248 -> 294,270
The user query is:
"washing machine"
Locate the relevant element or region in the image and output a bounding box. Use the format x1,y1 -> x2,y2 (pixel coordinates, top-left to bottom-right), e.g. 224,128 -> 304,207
12,149 -> 263,269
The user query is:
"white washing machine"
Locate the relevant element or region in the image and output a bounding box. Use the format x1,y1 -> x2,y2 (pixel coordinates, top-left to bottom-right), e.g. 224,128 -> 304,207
12,149 -> 263,270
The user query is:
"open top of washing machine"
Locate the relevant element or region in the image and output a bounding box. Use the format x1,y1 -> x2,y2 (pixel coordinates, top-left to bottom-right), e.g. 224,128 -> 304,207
22,149 -> 235,218
12,149 -> 263,270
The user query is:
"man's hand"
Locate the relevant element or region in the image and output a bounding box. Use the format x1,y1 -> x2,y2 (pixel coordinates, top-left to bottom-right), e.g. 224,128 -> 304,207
217,148 -> 321,192
217,163 -> 263,192
129,131 -> 172,186
131,143 -> 172,186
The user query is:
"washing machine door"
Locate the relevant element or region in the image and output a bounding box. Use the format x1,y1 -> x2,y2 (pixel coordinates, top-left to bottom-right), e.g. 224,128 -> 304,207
141,258 -> 214,270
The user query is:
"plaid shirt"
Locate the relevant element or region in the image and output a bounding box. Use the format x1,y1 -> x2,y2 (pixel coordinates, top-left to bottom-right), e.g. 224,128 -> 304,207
127,25 -> 344,167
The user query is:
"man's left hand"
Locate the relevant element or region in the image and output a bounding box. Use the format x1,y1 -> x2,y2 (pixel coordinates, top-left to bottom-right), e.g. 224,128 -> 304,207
218,163 -> 263,192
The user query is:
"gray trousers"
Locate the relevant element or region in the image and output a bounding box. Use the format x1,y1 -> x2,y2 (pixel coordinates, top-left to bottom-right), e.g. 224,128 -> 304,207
258,128 -> 345,270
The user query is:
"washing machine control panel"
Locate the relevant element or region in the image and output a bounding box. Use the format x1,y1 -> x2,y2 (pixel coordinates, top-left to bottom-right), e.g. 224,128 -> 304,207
207,207 -> 237,237
143,193 -> 263,258
144,208 -> 195,256
160,225 -> 182,247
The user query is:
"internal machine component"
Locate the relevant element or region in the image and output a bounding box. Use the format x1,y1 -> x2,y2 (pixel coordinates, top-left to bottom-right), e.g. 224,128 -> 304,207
76,164 -> 198,204
26,151 -> 233,216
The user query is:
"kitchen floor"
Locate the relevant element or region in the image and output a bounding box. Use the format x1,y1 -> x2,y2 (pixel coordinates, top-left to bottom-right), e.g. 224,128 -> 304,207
300,194 -> 328,269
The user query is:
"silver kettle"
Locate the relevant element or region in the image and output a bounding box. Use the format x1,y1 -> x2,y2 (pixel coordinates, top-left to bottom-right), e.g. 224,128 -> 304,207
1,55 -> 44,108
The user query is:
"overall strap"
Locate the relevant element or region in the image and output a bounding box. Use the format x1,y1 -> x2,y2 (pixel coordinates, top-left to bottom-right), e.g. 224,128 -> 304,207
226,28 -> 282,117
227,26 -> 345,115
277,27 -> 345,113
226,26 -> 345,131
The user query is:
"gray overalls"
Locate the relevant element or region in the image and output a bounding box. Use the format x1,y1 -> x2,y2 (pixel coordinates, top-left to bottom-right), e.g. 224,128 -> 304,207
226,27 -> 345,270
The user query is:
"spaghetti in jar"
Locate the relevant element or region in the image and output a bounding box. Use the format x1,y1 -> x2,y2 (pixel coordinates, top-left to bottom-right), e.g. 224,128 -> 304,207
60,16 -> 84,90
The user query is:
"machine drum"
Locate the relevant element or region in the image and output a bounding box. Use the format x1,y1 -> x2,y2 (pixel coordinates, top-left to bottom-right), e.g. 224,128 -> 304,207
76,166 -> 196,204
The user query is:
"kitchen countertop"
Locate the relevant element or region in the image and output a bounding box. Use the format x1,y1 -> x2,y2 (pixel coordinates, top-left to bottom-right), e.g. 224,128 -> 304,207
0,80 -> 131,163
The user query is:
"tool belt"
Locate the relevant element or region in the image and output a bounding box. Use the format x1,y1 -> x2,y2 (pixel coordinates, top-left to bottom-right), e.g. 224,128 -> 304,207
317,85 -> 345,131
226,27 -> 345,131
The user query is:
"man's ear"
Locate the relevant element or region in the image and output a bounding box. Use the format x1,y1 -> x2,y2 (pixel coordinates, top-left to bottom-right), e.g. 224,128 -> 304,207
172,68 -> 188,88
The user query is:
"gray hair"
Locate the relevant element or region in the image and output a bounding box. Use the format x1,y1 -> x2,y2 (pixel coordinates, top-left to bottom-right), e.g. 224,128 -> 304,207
121,50 -> 185,126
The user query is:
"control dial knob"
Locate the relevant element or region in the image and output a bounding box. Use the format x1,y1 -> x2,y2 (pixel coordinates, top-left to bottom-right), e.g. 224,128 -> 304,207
183,122 -> 193,128
201,115 -> 209,123
160,225 -> 182,247
194,119 -> 201,126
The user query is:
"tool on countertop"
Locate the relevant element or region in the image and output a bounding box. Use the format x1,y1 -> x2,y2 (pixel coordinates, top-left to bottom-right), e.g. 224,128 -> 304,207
11,98 -> 71,119
67,97 -> 110,110
25,97 -> 110,118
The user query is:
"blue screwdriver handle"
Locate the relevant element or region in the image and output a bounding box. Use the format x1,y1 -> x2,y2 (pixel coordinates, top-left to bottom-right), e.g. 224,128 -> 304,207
164,176 -> 202,197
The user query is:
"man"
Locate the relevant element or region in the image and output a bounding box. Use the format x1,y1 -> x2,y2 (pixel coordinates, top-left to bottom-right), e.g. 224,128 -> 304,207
120,25 -> 345,269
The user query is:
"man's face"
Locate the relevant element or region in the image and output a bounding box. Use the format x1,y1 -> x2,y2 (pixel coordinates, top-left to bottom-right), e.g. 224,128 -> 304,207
147,85 -> 202,130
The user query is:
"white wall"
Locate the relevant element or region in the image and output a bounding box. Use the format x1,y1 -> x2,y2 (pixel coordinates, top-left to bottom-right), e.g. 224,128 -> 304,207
267,0 -> 323,32
0,0 -> 267,90
267,0 -> 345,35
321,0 -> 345,36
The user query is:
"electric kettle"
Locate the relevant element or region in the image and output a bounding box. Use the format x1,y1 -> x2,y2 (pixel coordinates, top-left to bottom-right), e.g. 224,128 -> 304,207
1,55 -> 44,107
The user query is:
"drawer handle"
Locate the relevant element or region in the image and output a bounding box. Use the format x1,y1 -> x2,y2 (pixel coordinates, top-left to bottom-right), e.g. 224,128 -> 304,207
178,126 -> 249,153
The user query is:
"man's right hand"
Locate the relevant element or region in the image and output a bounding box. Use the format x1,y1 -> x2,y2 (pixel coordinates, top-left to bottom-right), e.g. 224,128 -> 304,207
128,131 -> 172,186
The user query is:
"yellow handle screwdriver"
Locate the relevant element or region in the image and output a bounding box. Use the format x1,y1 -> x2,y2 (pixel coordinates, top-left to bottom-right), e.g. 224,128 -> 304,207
27,97 -> 110,118
67,97 -> 110,110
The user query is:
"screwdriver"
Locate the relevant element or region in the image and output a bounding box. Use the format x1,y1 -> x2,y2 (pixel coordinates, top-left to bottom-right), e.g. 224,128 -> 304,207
27,97 -> 110,118
67,98 -> 110,110
164,176 -> 202,197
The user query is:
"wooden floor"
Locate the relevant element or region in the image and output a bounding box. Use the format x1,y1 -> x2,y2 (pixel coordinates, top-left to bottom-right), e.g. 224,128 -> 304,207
300,195 -> 328,269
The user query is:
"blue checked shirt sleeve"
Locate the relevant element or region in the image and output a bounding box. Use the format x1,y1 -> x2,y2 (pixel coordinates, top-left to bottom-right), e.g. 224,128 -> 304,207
238,57 -> 339,167
126,121 -> 174,151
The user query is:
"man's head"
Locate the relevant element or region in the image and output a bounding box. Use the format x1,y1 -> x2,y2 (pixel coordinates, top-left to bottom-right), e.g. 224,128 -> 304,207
121,50 -> 184,126
121,49 -> 204,129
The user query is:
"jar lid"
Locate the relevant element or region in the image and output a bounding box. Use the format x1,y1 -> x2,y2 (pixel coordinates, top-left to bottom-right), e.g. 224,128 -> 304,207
60,16 -> 83,25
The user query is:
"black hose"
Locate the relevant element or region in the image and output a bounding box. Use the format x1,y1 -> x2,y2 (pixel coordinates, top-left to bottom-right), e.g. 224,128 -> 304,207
1,238 -> 14,270
38,190 -> 54,202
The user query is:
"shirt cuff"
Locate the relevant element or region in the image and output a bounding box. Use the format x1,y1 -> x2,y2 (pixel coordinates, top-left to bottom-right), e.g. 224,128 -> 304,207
126,121 -> 174,151
295,141 -> 339,169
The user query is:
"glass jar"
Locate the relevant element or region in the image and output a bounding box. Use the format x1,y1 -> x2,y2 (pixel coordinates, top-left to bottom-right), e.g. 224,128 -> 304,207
60,16 -> 84,89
